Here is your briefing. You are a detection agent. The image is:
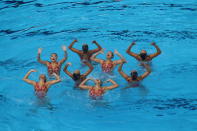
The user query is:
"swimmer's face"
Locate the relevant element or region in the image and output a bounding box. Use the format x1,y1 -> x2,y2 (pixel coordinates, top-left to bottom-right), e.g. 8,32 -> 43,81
139,50 -> 147,60
39,74 -> 46,82
50,53 -> 58,62
106,51 -> 114,59
130,70 -> 138,80
140,50 -> 147,54
82,44 -> 89,53
96,79 -> 102,86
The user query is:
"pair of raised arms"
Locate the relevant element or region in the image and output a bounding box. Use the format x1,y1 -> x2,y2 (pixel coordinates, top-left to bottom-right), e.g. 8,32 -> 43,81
23,70 -> 61,88
126,42 -> 161,61
79,78 -> 118,91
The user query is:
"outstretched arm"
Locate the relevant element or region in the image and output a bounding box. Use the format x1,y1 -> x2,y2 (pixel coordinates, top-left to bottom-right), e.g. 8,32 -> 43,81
68,39 -> 82,54
79,78 -> 93,90
63,63 -> 73,78
37,48 -> 49,65
90,50 -> 104,64
113,50 -> 126,65
126,42 -> 141,60
82,62 -> 94,77
138,63 -> 151,80
149,42 -> 161,59
46,73 -> 61,87
23,69 -> 37,86
118,63 -> 130,81
103,79 -> 118,90
59,45 -> 68,65
89,40 -> 102,54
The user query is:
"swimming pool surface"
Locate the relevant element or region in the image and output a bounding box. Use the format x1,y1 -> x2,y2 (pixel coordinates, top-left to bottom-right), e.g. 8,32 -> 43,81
0,0 -> 197,130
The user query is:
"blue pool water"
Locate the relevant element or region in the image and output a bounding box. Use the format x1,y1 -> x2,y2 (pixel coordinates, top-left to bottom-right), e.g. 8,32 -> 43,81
0,0 -> 197,130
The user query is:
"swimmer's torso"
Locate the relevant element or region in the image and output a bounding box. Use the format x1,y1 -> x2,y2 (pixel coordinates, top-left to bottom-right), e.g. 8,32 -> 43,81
34,82 -> 48,97
34,82 -> 48,92
128,81 -> 140,87
79,52 -> 92,61
47,62 -> 60,75
101,60 -> 114,73
89,87 -> 105,97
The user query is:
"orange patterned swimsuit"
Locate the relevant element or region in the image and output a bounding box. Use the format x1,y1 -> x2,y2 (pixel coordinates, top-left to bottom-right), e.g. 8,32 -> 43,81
101,61 -> 113,73
48,62 -> 60,75
89,87 -> 104,98
34,83 -> 48,97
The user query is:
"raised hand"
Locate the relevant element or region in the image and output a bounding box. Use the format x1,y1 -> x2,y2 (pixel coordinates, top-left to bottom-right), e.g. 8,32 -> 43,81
67,62 -> 72,66
106,79 -> 112,82
62,45 -> 67,51
73,39 -> 78,43
131,42 -> 136,46
38,48 -> 42,54
30,69 -> 37,72
151,42 -> 156,46
114,49 -> 119,54
92,40 -> 97,44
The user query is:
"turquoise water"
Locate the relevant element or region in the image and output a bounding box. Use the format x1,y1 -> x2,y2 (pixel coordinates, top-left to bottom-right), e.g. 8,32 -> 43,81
0,0 -> 197,130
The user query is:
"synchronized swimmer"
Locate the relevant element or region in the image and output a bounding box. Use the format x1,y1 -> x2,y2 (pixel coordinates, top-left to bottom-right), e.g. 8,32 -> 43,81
63,61 -> 93,87
23,69 -> 61,98
23,40 -> 161,99
91,49 -> 126,73
68,39 -> 102,62
79,78 -> 118,99
118,62 -> 151,87
126,42 -> 161,62
37,45 -> 67,76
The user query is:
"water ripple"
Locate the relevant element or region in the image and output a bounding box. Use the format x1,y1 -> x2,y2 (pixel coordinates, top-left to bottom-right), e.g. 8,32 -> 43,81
1,28 -> 196,40
0,59 -> 38,71
1,0 -> 35,8
108,30 -> 197,40
1,1 -> 197,12
154,98 -> 197,111
136,98 -> 197,111
0,94 -> 6,103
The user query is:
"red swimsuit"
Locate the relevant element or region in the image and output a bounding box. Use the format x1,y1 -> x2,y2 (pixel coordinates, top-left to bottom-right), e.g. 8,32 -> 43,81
34,83 -> 48,97
89,87 -> 104,98
48,62 -> 60,75
101,61 -> 114,73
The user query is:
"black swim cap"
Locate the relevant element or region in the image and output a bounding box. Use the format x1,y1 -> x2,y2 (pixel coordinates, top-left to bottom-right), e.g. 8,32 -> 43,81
73,73 -> 81,81
139,53 -> 147,60
130,71 -> 138,80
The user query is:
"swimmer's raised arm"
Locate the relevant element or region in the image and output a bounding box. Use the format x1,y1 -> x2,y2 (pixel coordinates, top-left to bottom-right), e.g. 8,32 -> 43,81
82,62 -> 94,77
68,39 -> 82,54
46,73 -> 61,87
149,42 -> 161,59
118,63 -> 129,80
23,69 -> 37,86
138,63 -> 151,80
113,50 -> 126,65
90,40 -> 102,54
90,50 -> 104,64
79,78 -> 93,89
63,63 -> 73,78
126,42 -> 141,60
37,48 -> 49,65
59,45 -> 68,65
103,79 -> 118,90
